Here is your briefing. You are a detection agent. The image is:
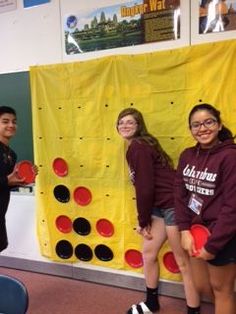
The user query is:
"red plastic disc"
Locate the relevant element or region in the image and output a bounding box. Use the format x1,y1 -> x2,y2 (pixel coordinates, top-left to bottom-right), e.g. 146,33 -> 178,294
73,186 -> 92,206
16,160 -> 36,184
125,249 -> 143,268
163,251 -> 180,273
96,219 -> 114,237
52,158 -> 68,177
55,215 -> 72,233
190,224 -> 210,256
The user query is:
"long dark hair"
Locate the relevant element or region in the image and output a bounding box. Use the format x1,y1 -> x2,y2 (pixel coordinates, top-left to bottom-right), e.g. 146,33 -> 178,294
188,103 -> 234,142
117,107 -> 173,167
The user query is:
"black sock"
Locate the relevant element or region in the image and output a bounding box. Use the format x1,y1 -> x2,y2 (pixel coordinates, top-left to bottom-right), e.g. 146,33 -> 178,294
145,286 -> 160,312
187,305 -> 200,314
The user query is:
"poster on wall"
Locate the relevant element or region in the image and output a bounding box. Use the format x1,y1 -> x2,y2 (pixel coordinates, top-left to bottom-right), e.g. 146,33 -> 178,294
199,0 -> 236,34
64,0 -> 181,55
23,0 -> 50,8
0,0 -> 16,14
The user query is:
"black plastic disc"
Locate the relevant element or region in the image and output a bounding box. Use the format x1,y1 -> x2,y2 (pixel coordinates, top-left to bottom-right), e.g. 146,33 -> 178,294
75,244 -> 93,261
94,244 -> 113,261
53,185 -> 70,203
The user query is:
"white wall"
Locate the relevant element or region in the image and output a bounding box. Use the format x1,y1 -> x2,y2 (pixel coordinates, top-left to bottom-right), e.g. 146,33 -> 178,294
2,194 -> 45,261
0,0 -> 62,74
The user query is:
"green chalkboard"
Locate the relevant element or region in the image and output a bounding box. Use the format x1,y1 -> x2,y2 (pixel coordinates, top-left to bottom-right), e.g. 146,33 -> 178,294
0,71 -> 33,162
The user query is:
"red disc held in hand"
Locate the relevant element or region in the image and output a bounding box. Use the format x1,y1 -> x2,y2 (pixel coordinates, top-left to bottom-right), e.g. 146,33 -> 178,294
190,224 -> 210,256
16,160 -> 36,184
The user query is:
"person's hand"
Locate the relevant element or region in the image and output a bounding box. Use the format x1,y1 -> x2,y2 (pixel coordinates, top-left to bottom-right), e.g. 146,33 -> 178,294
10,162 -> 39,186
181,230 -> 198,256
197,247 -> 215,261
7,168 -> 26,186
32,164 -> 38,176
136,225 -> 152,240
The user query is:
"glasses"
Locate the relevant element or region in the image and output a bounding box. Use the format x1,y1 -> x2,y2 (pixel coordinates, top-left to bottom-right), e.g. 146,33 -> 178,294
117,120 -> 137,127
190,118 -> 217,131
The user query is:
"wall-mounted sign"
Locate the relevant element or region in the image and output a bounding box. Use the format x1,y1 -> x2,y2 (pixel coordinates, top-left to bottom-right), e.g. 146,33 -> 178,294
23,0 -> 50,8
0,0 -> 16,14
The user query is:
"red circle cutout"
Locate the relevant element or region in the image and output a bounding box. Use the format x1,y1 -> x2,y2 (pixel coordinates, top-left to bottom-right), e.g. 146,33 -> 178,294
73,186 -> 92,206
96,219 -> 114,237
56,215 -> 72,233
190,224 -> 210,256
163,251 -> 180,274
16,160 -> 36,184
52,158 -> 68,177
125,249 -> 143,268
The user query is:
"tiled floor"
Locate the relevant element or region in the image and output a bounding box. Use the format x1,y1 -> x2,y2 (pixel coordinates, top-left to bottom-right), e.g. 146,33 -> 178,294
0,267 -> 214,314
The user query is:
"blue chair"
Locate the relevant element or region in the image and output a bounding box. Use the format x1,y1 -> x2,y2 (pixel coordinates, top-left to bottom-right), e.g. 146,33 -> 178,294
0,274 -> 28,314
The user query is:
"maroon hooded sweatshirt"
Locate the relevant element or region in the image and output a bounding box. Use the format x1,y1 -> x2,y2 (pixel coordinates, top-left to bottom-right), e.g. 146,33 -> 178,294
175,139 -> 236,255
126,139 -> 175,228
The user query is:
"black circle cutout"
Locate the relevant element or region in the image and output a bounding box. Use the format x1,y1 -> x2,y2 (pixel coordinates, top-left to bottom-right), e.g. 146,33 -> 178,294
75,244 -> 93,261
55,240 -> 73,259
53,185 -> 70,203
73,217 -> 91,235
94,244 -> 113,261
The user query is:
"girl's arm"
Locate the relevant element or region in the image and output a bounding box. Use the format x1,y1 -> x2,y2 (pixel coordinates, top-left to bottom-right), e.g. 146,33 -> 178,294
204,153 -> 236,255
129,145 -> 155,228
174,151 -> 192,231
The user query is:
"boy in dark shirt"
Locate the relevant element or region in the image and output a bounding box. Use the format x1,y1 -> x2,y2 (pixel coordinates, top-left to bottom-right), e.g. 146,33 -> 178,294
0,106 -> 26,251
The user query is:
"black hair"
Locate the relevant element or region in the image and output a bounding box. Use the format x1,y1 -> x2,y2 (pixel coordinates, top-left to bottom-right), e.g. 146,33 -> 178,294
0,106 -> 16,117
117,107 -> 173,168
189,103 -> 234,142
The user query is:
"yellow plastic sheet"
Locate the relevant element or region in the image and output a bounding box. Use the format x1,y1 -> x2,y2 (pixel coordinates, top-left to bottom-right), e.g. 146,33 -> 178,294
30,39 -> 236,282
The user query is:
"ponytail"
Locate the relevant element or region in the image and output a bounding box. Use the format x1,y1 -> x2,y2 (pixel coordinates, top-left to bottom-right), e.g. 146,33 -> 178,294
219,125 -> 235,141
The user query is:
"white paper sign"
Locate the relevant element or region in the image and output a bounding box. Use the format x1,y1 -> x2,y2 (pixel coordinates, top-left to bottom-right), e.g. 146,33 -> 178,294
0,0 -> 17,14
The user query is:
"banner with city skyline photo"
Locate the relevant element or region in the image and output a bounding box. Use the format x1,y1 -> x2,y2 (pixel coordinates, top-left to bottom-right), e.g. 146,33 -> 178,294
64,0 -> 180,55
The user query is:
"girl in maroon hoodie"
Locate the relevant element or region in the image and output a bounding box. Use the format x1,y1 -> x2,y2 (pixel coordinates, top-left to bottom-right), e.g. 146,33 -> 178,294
175,103 -> 236,314
117,108 -> 199,314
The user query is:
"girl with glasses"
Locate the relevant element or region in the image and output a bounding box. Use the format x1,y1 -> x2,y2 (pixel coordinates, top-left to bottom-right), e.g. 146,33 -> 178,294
175,103 -> 236,314
117,108 -> 199,314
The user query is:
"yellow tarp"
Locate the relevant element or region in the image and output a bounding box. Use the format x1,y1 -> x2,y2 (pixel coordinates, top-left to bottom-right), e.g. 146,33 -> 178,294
30,39 -> 236,282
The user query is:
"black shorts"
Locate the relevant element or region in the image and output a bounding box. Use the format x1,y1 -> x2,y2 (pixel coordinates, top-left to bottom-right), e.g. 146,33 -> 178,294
208,235 -> 236,266
0,217 -> 8,252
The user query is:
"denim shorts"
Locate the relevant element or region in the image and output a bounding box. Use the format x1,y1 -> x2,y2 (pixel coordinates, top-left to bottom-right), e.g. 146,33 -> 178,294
152,207 -> 176,226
